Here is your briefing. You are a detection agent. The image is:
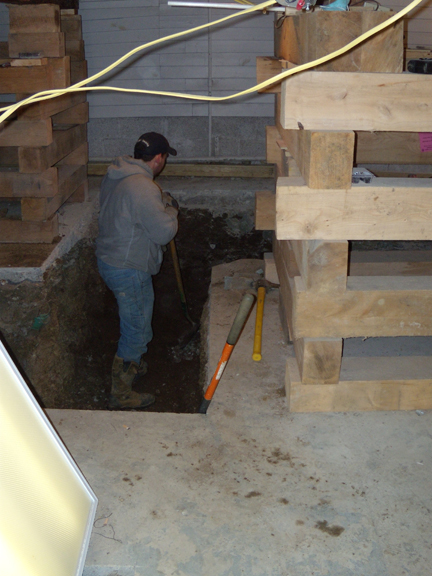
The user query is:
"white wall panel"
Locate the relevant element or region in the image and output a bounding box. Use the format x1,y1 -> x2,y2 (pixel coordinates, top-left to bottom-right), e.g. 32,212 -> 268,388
80,0 -> 274,119
386,0 -> 432,48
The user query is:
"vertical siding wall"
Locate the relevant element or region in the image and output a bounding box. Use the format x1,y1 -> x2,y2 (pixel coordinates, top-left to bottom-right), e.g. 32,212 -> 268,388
79,0 -> 275,159
385,0 -> 432,48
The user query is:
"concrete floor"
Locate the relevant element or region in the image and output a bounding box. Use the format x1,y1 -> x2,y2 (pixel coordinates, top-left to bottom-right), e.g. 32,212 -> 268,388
47,259 -> 432,576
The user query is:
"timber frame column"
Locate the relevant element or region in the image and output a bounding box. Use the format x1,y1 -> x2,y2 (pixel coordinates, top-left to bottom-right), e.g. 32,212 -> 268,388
274,10 -> 403,388
255,9 -> 432,411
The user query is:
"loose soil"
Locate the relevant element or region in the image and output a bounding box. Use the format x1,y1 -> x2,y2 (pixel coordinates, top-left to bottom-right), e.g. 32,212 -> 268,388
0,209 -> 271,413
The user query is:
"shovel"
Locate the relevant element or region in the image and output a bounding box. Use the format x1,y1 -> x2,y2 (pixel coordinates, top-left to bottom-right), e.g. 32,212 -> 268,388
169,238 -> 200,348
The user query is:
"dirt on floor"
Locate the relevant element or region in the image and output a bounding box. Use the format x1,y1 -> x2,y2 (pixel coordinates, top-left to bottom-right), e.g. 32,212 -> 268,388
0,208 -> 271,413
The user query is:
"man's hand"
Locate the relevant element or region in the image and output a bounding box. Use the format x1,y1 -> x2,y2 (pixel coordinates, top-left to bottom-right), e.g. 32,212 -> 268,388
162,192 -> 179,210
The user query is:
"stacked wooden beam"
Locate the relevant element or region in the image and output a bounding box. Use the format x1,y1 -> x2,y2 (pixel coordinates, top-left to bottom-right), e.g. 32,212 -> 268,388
0,4 -> 88,244
256,10 -> 432,412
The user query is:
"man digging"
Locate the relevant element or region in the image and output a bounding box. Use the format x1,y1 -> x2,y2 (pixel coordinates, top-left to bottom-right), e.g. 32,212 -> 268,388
96,132 -> 179,409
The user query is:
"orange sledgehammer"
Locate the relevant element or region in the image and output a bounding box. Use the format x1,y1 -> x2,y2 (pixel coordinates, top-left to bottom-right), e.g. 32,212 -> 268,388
199,293 -> 255,414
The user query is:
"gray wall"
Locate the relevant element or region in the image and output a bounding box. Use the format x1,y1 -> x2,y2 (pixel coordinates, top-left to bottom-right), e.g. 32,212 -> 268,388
0,1 -> 275,160
79,0 -> 276,160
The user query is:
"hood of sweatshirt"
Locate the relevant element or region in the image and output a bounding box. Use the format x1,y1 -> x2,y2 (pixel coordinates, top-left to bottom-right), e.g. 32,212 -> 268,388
105,156 -> 153,181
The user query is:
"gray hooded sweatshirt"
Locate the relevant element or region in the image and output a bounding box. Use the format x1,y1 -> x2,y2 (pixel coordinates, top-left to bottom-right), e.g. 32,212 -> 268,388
96,156 -> 178,275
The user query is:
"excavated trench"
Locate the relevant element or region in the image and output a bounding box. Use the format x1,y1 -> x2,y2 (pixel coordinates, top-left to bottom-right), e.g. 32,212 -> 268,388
0,207 -> 272,413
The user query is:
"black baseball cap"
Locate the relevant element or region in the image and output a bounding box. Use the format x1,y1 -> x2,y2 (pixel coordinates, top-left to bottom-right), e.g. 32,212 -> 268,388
134,132 -> 177,157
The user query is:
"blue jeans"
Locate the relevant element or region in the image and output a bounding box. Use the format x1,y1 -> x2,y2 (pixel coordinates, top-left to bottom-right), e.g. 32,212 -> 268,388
97,258 -> 154,364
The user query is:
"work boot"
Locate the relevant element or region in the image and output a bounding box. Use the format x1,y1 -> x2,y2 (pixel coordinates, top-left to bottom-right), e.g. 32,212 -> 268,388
109,355 -> 155,410
137,355 -> 148,376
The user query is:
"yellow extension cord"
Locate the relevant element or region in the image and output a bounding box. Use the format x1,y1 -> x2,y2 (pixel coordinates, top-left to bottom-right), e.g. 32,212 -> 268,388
0,0 -> 425,124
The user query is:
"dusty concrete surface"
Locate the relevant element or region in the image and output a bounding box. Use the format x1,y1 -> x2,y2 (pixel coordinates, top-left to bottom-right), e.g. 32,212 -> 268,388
47,260 -> 432,576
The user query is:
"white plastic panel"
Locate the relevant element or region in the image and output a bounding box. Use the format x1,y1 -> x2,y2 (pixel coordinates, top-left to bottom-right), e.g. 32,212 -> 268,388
0,340 -> 97,576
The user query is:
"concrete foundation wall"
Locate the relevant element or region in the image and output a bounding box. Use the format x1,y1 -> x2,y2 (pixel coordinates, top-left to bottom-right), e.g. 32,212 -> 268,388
88,116 -> 274,161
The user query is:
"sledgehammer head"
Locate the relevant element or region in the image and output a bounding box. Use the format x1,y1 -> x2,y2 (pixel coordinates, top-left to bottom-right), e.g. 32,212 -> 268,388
255,278 -> 278,293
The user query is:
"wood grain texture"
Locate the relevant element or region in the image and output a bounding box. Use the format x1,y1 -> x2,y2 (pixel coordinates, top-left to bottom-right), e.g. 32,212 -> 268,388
18,124 -> 86,173
21,164 -> 86,221
256,56 -> 282,93
281,71 -> 432,132
292,275 -> 432,338
0,118 -> 52,147
0,167 -> 58,198
275,12 -> 403,73
286,357 -> 432,413
294,338 -> 343,385
255,191 -> 275,231
0,214 -> 58,243
8,32 -> 65,58
17,92 -> 86,121
0,57 -> 69,93
356,131 -> 432,165
275,94 -> 354,189
290,240 -> 348,292
57,141 -> 88,166
8,4 -> 60,34
276,176 -> 432,241
52,101 -> 89,125
265,125 -> 282,165
264,252 -> 279,285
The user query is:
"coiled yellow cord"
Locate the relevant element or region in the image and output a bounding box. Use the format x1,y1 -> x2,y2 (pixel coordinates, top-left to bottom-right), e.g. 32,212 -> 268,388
0,0 -> 424,124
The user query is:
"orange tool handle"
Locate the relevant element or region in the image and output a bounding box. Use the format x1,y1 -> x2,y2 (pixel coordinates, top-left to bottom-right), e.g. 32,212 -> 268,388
199,293 -> 255,414
204,343 -> 234,401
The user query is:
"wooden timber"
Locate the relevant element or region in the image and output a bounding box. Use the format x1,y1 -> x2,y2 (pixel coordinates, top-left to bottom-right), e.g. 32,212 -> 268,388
280,71 -> 432,132
0,118 -> 53,147
274,96 -> 355,189
264,252 -> 279,285
0,214 -> 59,243
265,126 -> 282,165
294,338 -> 343,385
276,176 -> 432,241
0,3 -> 88,247
356,132 -> 432,166
275,237 -> 432,340
89,162 -> 273,179
274,11 -> 403,73
60,13 -> 82,39
2,1 -> 77,11
16,92 -> 86,121
18,123 -> 86,173
256,56 -> 282,93
70,59 -> 87,83
0,56 -> 70,93
57,141 -> 88,166
8,32 -> 65,58
261,248 -> 416,287
286,357 -> 432,413
263,10 -> 432,410
66,179 -> 88,203
0,241 -> 60,268
8,4 -> 61,34
21,164 -> 86,221
52,101 -> 89,125
287,240 -> 348,293
255,191 -> 275,231
0,167 -> 58,198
